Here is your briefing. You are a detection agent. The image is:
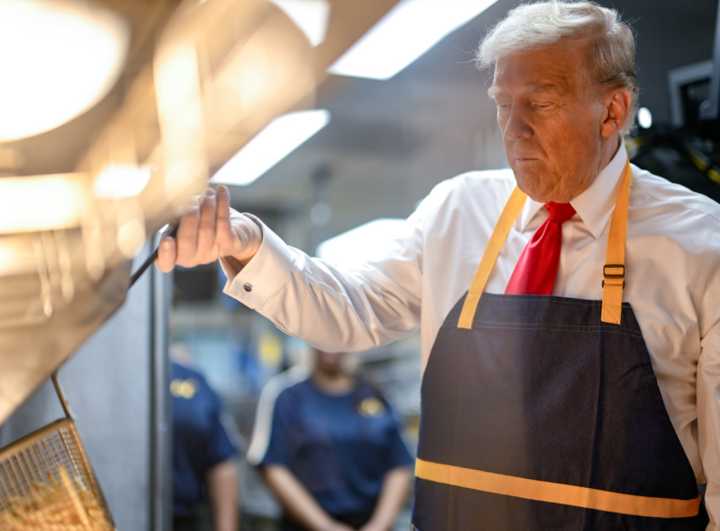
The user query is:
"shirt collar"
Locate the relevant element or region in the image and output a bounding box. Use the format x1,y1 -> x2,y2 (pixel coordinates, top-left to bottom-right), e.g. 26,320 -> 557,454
518,141 -> 628,239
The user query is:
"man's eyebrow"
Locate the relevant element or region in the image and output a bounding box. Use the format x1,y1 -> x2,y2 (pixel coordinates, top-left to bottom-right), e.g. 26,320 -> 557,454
528,82 -> 565,94
487,82 -> 567,99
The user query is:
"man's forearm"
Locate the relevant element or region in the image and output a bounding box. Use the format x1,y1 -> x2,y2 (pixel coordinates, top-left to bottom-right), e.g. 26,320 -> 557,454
207,460 -> 238,531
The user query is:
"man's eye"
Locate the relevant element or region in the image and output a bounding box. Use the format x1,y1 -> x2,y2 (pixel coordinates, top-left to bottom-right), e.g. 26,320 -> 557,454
531,102 -> 553,109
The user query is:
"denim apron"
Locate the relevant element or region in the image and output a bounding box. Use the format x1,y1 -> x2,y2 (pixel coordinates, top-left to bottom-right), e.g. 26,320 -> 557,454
412,163 -> 706,530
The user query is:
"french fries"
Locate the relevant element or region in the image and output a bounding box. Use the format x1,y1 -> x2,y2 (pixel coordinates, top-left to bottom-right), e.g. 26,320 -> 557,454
0,467 -> 112,530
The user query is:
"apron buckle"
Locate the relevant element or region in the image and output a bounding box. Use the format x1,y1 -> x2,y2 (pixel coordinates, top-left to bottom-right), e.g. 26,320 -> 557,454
602,263 -> 625,288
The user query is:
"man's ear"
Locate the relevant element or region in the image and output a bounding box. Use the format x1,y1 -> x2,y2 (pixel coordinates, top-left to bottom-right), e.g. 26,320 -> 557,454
600,88 -> 632,138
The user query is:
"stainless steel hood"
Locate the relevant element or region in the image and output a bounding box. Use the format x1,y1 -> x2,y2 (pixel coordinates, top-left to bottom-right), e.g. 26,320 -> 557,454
0,0 -> 400,424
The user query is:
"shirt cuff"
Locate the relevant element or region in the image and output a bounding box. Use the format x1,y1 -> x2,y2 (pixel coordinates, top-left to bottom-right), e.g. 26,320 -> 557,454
220,216 -> 296,310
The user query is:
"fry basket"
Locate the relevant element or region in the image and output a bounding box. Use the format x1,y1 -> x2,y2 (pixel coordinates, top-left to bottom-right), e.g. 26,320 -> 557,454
0,374 -> 115,530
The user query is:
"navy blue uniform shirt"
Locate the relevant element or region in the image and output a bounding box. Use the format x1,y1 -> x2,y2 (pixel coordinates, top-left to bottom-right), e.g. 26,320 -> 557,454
171,362 -> 239,518
248,370 -> 413,517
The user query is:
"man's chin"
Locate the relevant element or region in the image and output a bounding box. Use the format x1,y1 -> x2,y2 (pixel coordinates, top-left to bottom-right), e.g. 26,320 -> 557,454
513,172 -> 553,202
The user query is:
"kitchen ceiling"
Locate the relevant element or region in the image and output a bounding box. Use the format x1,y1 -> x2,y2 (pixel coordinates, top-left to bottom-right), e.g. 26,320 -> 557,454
2,0 -> 716,248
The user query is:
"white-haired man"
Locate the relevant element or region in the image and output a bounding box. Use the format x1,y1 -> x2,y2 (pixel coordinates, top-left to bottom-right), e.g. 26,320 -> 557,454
158,2 -> 719,529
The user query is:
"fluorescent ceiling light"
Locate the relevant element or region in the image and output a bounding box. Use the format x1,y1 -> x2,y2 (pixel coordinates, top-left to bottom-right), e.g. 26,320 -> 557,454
317,218 -> 407,267
318,170 -> 513,263
271,0 -> 330,47
329,0 -> 498,80
212,110 -> 330,186
0,0 -> 130,142
0,174 -> 87,233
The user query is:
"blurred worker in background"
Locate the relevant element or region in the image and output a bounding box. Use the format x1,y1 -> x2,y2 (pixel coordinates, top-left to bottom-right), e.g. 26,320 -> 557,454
247,348 -> 413,531
171,345 -> 241,531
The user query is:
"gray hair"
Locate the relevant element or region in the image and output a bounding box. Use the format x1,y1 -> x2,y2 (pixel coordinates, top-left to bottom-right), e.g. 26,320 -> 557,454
478,1 -> 638,127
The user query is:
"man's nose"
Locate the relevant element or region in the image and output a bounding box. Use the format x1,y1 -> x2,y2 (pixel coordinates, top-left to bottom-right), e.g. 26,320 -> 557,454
503,106 -> 533,141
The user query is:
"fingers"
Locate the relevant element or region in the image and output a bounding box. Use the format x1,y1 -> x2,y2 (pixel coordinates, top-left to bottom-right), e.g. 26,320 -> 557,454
195,189 -> 217,260
156,188 -> 218,271
215,185 -> 235,251
175,196 -> 201,266
216,185 -> 262,262
156,236 -> 177,273
155,185 -> 257,272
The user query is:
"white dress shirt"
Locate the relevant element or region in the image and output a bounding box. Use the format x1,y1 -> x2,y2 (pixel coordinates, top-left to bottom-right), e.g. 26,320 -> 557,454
223,145 -> 720,528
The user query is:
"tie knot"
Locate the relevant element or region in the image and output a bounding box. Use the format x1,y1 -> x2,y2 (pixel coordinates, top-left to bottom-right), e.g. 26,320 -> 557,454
545,202 -> 575,223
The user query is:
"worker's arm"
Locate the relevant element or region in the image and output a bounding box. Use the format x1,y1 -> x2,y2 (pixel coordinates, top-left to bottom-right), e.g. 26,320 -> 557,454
360,467 -> 412,531
207,460 -> 239,531
263,465 -> 352,531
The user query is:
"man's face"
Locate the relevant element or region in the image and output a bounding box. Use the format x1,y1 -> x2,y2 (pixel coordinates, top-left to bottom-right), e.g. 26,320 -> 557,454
489,41 -> 608,202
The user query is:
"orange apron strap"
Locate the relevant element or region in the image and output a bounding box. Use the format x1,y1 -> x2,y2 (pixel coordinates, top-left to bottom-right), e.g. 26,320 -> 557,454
600,163 -> 632,325
457,187 -> 527,329
415,458 -> 701,519
457,161 -> 633,330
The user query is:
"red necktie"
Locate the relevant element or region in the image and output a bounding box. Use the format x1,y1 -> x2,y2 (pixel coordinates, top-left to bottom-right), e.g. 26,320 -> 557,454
505,202 -> 576,295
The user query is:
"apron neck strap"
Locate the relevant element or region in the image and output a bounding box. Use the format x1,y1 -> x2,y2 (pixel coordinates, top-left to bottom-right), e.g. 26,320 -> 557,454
457,162 -> 633,330
457,187 -> 526,329
600,162 -> 632,324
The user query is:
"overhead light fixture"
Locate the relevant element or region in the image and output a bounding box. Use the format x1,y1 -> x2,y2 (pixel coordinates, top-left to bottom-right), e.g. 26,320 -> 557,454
212,109 -> 330,187
317,218 -> 407,266
329,0 -> 498,80
637,107 -> 653,129
0,174 -> 87,234
271,0 -> 330,47
0,0 -> 130,142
